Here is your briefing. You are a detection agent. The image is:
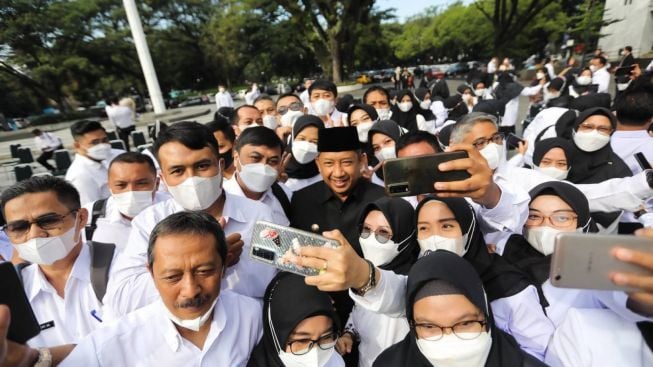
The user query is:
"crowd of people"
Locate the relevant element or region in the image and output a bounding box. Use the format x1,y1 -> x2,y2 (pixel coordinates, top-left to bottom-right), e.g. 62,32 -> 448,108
0,48 -> 653,367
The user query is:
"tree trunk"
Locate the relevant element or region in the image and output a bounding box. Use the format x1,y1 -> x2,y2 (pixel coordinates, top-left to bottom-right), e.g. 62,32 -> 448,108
329,34 -> 342,83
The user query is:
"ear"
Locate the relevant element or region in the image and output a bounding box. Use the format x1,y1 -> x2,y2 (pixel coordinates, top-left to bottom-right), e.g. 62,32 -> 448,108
77,208 -> 89,229
73,140 -> 81,150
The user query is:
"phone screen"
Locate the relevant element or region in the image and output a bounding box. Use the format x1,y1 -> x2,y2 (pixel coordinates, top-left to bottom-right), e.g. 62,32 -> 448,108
0,262 -> 41,343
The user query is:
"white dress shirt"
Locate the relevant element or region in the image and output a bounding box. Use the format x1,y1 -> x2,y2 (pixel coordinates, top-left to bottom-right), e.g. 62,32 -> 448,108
82,192 -> 170,252
223,175 -> 291,226
65,149 -> 125,206
429,100 -> 448,128
592,67 -> 611,94
34,132 -> 61,152
60,291 -> 262,367
245,89 -> 260,105
284,174 -> 322,192
487,61 -> 497,74
215,91 -> 234,109
24,243 -> 118,348
500,84 -> 542,128
545,63 -> 555,80
300,89 -> 310,108
0,233 -> 13,262
348,304 -> 410,367
105,193 -> 277,317
610,130 -> 653,175
545,308 -> 653,367
107,105 -> 134,129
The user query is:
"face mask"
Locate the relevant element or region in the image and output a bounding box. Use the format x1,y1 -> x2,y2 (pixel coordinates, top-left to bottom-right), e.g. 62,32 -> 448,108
237,159 -> 278,193
86,143 -> 112,161
112,190 -> 154,217
536,166 -> 569,180
13,217 -> 79,265
281,110 -> 304,128
479,142 -> 503,170
525,226 -> 563,255
589,65 -> 598,72
420,100 -> 431,110
311,99 -> 334,116
356,122 -> 374,143
292,141 -> 318,164
359,235 -> 407,267
418,234 -> 466,257
416,331 -> 492,367
163,297 -> 218,332
262,115 -> 278,130
398,102 -> 413,112
218,87 -> 226,93
536,72 -> 546,80
474,89 -> 485,97
376,108 -> 392,121
166,173 -> 223,211
374,146 -> 396,163
572,130 -> 611,152
278,346 -> 335,367
576,76 -> 592,86
616,81 -> 631,91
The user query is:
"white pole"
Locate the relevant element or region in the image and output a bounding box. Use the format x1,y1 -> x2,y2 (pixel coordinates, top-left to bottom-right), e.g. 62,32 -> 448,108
123,0 -> 166,114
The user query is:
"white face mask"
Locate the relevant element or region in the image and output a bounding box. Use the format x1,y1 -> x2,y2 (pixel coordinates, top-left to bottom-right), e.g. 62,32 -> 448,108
162,297 -> 218,332
112,190 -> 154,218
418,234 -> 466,257
262,115 -> 279,130
311,99 -> 334,116
398,102 -> 413,112
576,76 -> 592,86
281,110 -> 304,128
278,346 -> 335,367
237,159 -> 278,193
536,72 -> 546,80
13,217 -> 79,265
292,141 -> 318,164
374,146 -> 396,163
616,81 -> 631,91
420,100 -> 431,110
376,108 -> 392,121
218,87 -> 226,93
356,122 -> 374,143
589,65 -> 598,72
359,234 -> 408,267
536,166 -> 569,180
86,143 -> 112,161
479,142 -> 503,170
525,226 -> 563,255
166,173 -> 223,211
416,331 -> 492,367
572,129 -> 611,152
474,89 -> 485,97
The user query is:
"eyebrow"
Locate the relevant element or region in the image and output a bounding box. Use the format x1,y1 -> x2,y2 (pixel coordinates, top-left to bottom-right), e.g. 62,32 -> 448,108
417,217 -> 457,224
289,328 -> 332,338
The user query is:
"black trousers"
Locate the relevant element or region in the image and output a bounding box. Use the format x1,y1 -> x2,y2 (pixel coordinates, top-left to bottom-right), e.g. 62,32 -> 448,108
37,144 -> 63,171
117,125 -> 135,151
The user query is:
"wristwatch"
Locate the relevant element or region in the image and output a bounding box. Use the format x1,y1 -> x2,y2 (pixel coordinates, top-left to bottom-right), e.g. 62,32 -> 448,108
352,259 -> 377,296
35,348 -> 52,367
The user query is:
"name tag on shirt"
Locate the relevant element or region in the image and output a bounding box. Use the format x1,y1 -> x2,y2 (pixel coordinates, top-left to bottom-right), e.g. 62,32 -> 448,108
39,321 -> 55,330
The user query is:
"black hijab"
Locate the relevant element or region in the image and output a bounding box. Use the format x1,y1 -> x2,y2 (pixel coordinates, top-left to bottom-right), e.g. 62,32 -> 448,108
248,272 -> 340,367
368,119 -> 404,145
373,251 -> 547,367
413,88 -> 436,121
347,103 -> 379,124
443,95 -> 468,122
503,181 -> 595,285
531,137 -> 574,166
357,197 -> 418,275
415,197 -> 533,302
285,115 -> 324,179
494,72 -> 524,102
390,90 -> 420,132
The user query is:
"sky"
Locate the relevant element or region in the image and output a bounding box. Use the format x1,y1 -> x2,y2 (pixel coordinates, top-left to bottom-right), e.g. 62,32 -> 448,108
377,0 -> 473,22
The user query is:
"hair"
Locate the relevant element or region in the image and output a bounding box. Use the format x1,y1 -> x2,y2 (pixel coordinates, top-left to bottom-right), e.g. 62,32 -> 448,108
395,131 -> 440,155
108,152 -> 157,175
147,211 -> 227,268
0,176 -> 80,216
592,56 -> 607,66
275,92 -> 301,107
363,86 -> 390,105
254,94 -> 275,105
31,129 -> 42,136
152,121 -> 220,160
230,105 -> 259,126
234,125 -> 282,153
449,112 -> 497,144
625,46 -> 632,52
614,84 -> 653,126
70,120 -> 106,140
308,79 -> 338,98
206,119 -> 236,143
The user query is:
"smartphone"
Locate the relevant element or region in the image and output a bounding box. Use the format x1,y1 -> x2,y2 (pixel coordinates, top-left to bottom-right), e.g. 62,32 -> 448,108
383,151 -> 471,197
249,221 -> 340,276
634,152 -> 652,170
0,262 -> 41,343
615,65 -> 635,77
506,133 -> 525,150
550,232 -> 653,291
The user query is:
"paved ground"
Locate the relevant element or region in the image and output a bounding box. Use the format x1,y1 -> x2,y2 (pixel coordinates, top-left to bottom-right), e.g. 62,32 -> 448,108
0,79 -> 530,190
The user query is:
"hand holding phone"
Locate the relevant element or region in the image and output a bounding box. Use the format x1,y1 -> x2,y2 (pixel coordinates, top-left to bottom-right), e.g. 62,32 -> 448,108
506,133 -> 525,150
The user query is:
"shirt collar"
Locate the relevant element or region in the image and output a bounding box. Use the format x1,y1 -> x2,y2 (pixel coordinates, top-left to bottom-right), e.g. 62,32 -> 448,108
160,296 -> 226,352
27,242 -> 91,302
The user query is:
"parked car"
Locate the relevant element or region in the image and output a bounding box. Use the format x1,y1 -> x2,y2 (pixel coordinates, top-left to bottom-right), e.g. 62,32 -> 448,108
446,62 -> 470,77
177,95 -> 210,108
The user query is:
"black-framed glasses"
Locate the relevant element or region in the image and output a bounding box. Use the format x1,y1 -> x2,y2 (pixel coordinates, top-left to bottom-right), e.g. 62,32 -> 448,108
277,102 -> 304,115
360,225 -> 393,244
471,133 -> 504,150
286,332 -> 338,355
413,320 -> 487,341
526,210 -> 577,228
2,210 -> 78,240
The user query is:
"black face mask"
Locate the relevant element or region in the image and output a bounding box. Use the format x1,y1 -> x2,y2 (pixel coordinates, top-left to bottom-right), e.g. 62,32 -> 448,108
221,149 -> 234,169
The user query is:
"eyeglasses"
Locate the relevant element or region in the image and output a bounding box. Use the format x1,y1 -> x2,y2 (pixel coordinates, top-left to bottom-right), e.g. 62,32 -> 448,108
286,332 -> 338,355
2,210 -> 78,240
471,133 -> 504,150
526,210 -> 577,228
413,320 -> 487,341
577,123 -> 612,135
277,102 -> 304,115
360,225 -> 393,244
